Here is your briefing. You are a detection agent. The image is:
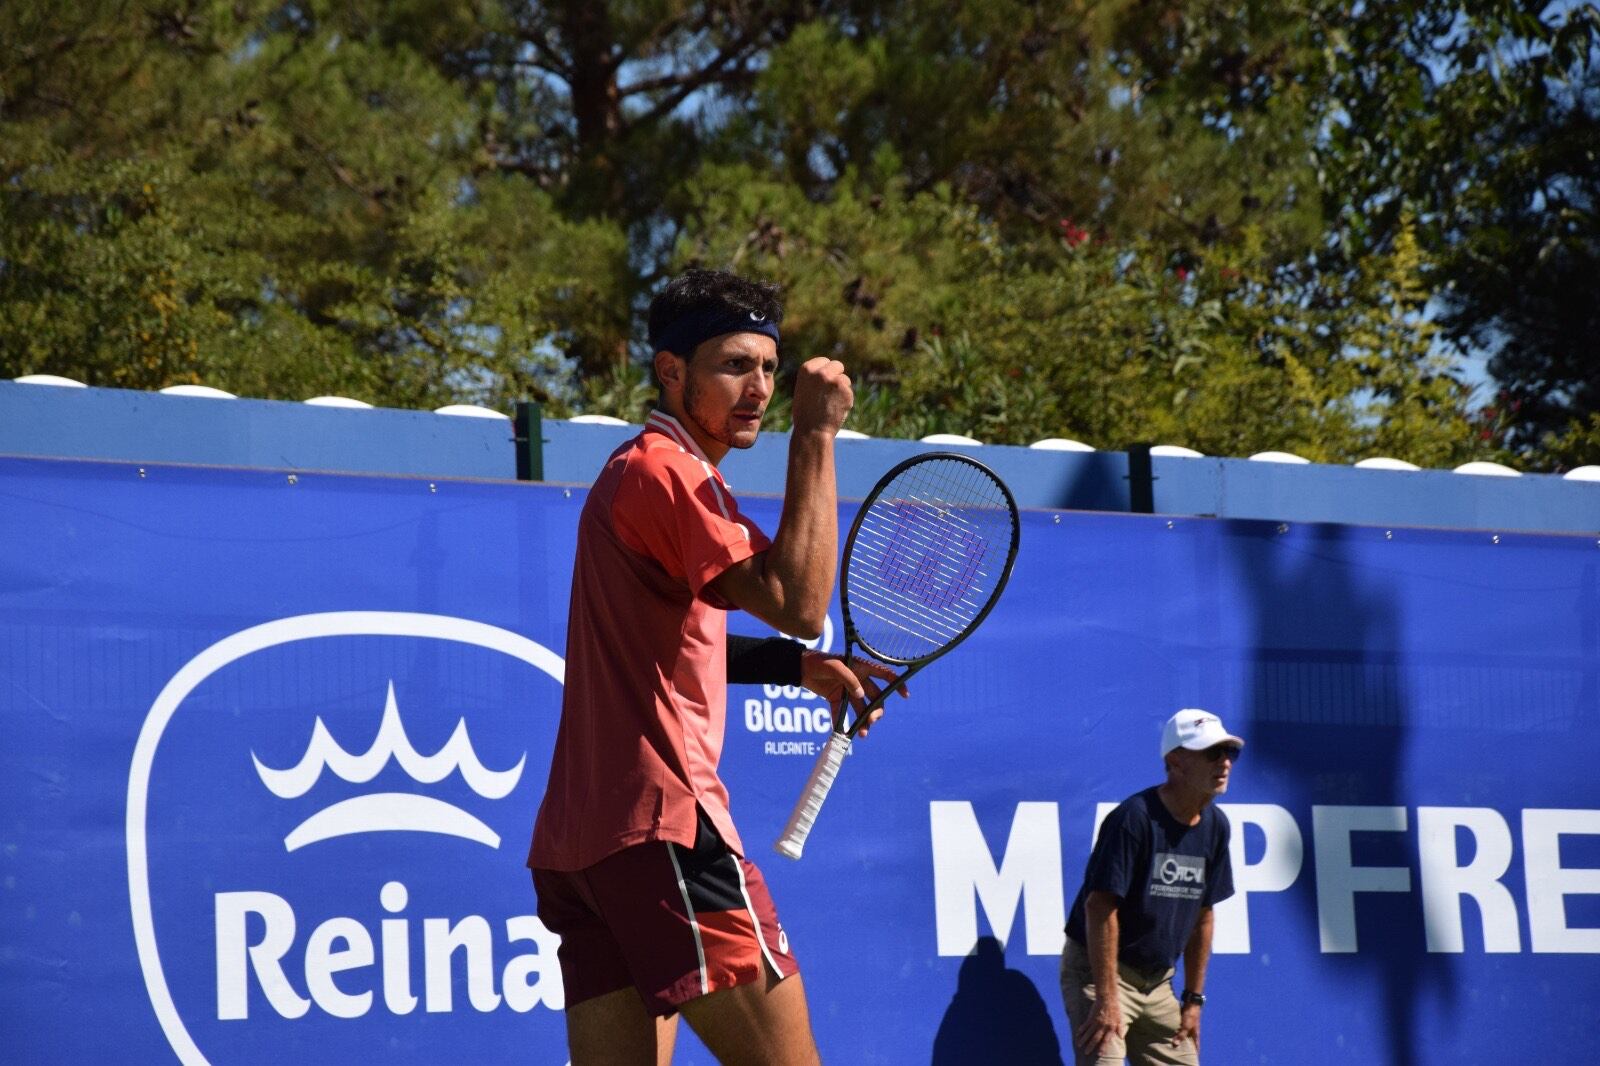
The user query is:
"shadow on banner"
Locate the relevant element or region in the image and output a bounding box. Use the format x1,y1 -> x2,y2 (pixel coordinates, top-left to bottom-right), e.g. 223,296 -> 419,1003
931,935 -> 1064,1066
1229,520 -> 1451,1066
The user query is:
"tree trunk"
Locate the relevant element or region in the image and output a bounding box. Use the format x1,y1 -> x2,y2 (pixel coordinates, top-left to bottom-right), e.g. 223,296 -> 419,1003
558,0 -> 625,221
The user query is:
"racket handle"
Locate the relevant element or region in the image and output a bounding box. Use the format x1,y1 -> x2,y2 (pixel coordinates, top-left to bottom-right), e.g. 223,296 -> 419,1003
773,731 -> 852,860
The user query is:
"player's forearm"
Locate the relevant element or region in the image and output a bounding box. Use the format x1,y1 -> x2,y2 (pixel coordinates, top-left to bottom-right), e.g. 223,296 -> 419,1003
1084,892 -> 1121,1000
1182,907 -> 1214,994
759,427 -> 839,637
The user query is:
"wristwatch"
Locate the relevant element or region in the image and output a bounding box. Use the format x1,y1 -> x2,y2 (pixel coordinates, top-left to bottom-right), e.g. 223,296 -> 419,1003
1180,990 -> 1206,1007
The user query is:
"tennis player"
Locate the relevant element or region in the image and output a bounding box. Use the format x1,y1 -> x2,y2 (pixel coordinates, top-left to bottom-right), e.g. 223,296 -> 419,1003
528,269 -> 897,1065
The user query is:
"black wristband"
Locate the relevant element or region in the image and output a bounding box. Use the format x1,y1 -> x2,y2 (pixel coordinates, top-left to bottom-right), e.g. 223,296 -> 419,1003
1180,990 -> 1206,1007
726,635 -> 804,685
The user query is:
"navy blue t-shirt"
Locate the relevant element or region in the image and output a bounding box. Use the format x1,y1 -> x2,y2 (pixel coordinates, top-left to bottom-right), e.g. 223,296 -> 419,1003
1064,787 -> 1234,973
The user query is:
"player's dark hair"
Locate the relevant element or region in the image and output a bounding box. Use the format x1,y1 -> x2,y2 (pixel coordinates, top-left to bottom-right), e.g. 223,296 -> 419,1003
647,269 -> 784,360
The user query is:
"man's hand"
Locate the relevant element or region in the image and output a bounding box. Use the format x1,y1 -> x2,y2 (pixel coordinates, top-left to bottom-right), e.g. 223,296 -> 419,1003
1075,991 -> 1123,1057
799,651 -> 906,738
789,357 -> 853,438
1172,1002 -> 1201,1051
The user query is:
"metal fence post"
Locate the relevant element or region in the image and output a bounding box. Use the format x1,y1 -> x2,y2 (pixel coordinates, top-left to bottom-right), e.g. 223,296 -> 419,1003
514,402 -> 543,481
1126,442 -> 1154,514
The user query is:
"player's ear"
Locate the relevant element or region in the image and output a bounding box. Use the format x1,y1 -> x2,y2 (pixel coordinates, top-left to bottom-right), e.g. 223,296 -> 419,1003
654,349 -> 686,395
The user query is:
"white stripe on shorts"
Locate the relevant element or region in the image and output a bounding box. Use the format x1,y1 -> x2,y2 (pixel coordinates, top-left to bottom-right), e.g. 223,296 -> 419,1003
665,842 -> 709,995
735,861 -> 788,979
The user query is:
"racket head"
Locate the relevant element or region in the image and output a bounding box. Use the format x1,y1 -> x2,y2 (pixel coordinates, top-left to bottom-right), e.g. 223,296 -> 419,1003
838,452 -> 1021,667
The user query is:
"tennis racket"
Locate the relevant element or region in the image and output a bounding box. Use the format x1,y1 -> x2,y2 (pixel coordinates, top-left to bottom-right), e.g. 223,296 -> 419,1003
773,451 -> 1021,859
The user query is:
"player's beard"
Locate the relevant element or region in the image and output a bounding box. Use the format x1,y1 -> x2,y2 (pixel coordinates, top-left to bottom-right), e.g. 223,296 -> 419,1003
683,374 -> 763,451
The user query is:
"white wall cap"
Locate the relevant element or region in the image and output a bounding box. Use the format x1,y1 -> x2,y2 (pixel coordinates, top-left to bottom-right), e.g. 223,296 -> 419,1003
434,404 -> 510,419
1029,438 -> 1094,452
1353,457 -> 1421,471
567,414 -> 631,425
1248,450 -> 1311,464
1562,465 -> 1600,482
159,385 -> 236,399
1150,445 -> 1205,458
14,374 -> 87,387
303,396 -> 373,409
835,428 -> 871,439
919,432 -> 983,446
1452,460 -> 1521,477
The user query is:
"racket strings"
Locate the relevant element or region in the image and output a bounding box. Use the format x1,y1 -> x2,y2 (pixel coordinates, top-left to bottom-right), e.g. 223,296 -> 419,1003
853,502 -> 997,611
845,457 -> 1017,663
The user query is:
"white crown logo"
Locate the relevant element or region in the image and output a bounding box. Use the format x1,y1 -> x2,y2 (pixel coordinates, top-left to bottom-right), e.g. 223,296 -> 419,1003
251,681 -> 525,852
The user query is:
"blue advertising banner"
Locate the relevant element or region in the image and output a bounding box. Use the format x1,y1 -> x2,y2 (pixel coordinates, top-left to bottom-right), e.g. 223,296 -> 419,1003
2,454 -> 1598,1065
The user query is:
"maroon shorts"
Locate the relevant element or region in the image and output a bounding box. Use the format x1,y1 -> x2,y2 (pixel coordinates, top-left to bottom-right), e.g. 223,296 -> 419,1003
532,810 -> 799,1016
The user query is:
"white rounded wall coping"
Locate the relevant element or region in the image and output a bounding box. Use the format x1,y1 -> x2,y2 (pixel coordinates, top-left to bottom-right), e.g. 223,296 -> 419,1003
158,385 -> 236,399
434,404 -> 510,419
14,374 -> 88,387
20,382 -> 1595,488
303,395 -> 373,409
1453,461 -> 1521,477
1353,457 -> 1421,471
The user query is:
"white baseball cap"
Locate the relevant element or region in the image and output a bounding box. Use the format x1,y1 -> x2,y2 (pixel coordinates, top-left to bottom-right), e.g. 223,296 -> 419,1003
1160,708 -> 1245,757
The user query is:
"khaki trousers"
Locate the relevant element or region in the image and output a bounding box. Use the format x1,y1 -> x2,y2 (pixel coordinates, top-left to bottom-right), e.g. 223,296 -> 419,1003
1059,939 -> 1199,1066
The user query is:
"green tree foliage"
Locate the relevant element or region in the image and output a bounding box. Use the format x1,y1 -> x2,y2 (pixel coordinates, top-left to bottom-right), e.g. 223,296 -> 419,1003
1,0 -> 629,410
1315,0 -> 1600,464
2,1 -> 1588,467
682,164 -> 1476,464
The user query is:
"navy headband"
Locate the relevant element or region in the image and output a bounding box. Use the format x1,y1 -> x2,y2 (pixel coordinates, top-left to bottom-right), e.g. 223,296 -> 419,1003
651,307 -> 780,357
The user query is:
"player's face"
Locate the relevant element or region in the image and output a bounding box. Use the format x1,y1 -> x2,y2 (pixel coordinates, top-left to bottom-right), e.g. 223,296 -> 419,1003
678,332 -> 779,460
1172,743 -> 1237,798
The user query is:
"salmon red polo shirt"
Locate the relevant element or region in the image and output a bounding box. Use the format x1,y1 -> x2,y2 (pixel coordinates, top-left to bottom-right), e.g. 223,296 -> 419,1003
528,411 -> 773,872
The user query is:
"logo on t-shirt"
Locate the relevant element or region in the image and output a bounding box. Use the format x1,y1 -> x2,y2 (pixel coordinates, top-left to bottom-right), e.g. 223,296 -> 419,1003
1150,852 -> 1206,900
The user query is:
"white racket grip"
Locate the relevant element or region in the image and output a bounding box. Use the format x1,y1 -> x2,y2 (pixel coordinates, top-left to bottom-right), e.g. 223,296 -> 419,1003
773,731 -> 853,860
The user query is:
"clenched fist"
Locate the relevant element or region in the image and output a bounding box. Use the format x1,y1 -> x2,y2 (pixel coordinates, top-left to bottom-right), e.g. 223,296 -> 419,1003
790,357 -> 853,438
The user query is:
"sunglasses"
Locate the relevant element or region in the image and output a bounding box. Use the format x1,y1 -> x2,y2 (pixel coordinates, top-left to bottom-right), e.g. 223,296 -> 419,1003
1202,744 -> 1242,763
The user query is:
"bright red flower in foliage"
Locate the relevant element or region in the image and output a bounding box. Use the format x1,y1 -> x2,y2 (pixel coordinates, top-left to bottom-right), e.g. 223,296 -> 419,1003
1058,218 -> 1089,248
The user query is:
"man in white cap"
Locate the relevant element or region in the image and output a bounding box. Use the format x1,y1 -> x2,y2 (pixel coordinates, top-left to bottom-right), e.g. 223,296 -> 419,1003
1058,709 -> 1243,1065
